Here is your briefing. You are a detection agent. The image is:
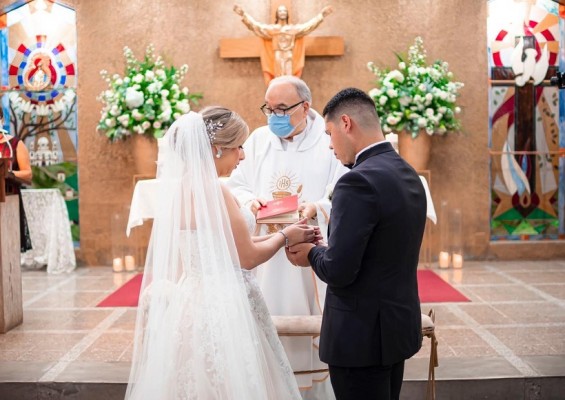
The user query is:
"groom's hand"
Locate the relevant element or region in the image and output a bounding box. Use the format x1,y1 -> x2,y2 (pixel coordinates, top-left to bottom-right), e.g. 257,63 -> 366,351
285,243 -> 315,267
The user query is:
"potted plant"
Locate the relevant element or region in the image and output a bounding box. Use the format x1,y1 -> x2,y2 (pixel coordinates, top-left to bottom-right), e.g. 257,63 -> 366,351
367,37 -> 464,170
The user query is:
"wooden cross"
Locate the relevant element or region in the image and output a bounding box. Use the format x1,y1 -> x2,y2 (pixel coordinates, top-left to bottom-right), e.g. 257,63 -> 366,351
220,0 -> 344,84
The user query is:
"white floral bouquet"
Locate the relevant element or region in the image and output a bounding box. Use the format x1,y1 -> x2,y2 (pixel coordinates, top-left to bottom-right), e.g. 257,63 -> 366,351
367,37 -> 464,138
97,44 -> 202,141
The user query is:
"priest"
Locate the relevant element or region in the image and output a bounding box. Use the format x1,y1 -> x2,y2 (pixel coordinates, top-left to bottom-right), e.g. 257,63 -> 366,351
227,75 -> 347,399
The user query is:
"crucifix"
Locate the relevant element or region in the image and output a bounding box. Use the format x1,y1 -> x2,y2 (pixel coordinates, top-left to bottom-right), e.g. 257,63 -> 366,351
220,0 -> 344,85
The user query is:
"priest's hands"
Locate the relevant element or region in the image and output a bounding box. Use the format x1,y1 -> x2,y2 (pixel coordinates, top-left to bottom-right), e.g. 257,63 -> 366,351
285,243 -> 316,267
249,197 -> 268,216
298,202 -> 317,220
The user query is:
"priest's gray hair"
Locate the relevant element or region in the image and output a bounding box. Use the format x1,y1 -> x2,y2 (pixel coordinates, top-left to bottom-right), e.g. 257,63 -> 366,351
200,106 -> 249,148
268,75 -> 312,104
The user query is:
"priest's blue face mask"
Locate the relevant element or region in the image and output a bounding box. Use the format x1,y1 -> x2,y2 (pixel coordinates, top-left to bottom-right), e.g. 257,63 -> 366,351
268,114 -> 296,138
261,101 -> 305,138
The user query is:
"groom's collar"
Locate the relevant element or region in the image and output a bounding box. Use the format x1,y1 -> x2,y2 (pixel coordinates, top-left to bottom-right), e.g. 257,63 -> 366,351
352,141 -> 393,168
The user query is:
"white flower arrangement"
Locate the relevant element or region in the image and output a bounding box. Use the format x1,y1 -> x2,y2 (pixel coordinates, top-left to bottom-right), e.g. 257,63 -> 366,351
97,44 -> 202,141
367,37 -> 464,138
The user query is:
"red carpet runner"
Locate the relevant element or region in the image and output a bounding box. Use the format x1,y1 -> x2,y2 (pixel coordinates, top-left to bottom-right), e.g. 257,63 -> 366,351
97,270 -> 469,307
417,270 -> 469,303
97,274 -> 143,307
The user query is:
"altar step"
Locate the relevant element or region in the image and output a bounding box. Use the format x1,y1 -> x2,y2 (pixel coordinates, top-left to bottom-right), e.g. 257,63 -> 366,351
1,377 -> 564,400
1,356 -> 564,399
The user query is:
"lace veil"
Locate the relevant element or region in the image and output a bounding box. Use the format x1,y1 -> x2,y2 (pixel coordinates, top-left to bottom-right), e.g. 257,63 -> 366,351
125,112 -> 276,399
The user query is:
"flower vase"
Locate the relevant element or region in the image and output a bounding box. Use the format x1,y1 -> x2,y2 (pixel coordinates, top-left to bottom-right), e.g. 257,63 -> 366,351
397,130 -> 431,171
133,135 -> 158,177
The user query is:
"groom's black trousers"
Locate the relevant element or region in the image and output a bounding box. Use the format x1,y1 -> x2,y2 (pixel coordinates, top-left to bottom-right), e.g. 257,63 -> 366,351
328,360 -> 405,400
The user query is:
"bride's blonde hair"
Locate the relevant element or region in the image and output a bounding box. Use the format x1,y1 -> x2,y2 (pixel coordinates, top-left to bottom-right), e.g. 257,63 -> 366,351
200,106 -> 249,148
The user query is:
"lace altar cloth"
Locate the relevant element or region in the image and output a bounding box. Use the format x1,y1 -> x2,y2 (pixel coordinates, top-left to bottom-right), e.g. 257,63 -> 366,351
20,189 -> 76,274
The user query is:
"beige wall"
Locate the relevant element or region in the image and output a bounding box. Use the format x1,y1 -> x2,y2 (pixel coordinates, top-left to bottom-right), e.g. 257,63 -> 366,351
3,0 -> 563,265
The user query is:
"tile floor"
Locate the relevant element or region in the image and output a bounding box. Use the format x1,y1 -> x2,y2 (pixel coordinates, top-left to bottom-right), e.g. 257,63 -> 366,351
1,260 -> 565,399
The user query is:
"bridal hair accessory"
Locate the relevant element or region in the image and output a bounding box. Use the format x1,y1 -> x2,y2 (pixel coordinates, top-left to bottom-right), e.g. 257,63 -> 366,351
204,118 -> 224,144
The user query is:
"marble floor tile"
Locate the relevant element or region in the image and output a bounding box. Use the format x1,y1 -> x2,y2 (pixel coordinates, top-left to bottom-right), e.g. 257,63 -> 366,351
14,309 -> 113,331
107,309 -> 137,331
490,303 -> 565,324
461,284 -> 547,302
455,303 -> 516,325
503,271 -> 565,284
437,270 -> 515,285
532,283 -> 565,300
1,261 -> 564,387
25,291 -> 110,309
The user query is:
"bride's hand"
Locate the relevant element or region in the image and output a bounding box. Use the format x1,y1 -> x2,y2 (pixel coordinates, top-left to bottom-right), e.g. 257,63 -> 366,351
282,219 -> 316,246
311,226 -> 323,244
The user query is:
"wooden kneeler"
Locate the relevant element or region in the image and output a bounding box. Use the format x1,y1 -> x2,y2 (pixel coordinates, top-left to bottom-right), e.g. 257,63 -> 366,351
421,309 -> 438,400
271,315 -> 328,375
272,310 -> 438,399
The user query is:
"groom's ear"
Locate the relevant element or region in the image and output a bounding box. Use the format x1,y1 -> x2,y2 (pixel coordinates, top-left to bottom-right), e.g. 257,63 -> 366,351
340,114 -> 352,133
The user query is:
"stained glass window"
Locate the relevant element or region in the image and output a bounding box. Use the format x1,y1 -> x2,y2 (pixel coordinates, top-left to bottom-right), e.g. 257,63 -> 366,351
488,0 -> 564,240
0,0 -> 79,242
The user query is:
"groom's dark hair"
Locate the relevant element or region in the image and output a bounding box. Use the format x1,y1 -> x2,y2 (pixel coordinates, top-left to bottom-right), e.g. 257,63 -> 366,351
322,88 -> 380,129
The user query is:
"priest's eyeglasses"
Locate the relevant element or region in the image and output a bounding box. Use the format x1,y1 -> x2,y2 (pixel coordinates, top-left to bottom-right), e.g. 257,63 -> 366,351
260,101 -> 305,117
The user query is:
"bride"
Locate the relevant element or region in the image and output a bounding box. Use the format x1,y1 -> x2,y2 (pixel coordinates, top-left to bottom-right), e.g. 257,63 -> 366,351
125,107 -> 319,399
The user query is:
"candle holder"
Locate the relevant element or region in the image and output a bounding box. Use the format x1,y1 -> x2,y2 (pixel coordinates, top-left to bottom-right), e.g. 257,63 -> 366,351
438,200 -> 450,268
450,208 -> 463,269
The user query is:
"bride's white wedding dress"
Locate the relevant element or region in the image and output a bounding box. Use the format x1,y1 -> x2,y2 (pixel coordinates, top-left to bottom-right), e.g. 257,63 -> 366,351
126,206 -> 300,400
126,112 -> 300,400
239,206 -> 301,398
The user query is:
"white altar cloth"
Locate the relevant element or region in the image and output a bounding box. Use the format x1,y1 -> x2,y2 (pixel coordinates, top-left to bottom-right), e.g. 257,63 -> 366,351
126,179 -> 159,237
420,176 -> 437,224
21,189 -> 76,274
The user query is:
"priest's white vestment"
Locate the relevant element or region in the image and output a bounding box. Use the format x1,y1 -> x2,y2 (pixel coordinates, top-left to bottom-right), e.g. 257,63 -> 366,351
227,109 -> 347,395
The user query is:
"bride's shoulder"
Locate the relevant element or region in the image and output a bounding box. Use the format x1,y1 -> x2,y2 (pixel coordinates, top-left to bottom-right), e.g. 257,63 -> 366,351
219,182 -> 240,208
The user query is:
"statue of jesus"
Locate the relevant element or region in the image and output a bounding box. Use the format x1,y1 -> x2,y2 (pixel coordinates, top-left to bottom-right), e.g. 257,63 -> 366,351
234,4 -> 334,84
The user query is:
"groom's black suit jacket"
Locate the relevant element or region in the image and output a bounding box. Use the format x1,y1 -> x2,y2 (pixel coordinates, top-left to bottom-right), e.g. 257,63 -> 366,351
308,141 -> 427,367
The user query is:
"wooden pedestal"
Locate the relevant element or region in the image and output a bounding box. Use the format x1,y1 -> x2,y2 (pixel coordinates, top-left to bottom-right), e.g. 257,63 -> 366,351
0,194 -> 23,333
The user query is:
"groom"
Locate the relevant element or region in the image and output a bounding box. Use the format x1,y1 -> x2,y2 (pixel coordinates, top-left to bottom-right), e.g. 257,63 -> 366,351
286,88 -> 427,400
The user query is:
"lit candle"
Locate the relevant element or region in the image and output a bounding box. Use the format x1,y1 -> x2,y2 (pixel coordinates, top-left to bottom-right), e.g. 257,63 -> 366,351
438,251 -> 450,269
125,255 -> 136,271
112,257 -> 123,272
452,253 -> 463,269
